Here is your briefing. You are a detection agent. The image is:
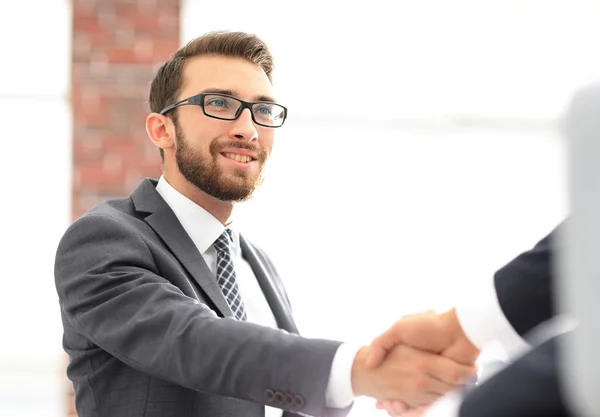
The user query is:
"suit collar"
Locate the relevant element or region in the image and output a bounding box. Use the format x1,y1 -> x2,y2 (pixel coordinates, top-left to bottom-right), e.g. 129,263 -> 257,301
155,176 -> 224,255
240,237 -> 299,334
130,178 -> 164,214
131,178 -> 234,318
131,178 -> 298,333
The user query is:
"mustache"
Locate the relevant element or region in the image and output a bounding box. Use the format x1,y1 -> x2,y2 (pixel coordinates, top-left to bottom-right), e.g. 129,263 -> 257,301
210,141 -> 267,160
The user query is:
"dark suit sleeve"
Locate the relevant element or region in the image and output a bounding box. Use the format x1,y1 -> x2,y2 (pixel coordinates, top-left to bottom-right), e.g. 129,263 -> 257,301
494,222 -> 565,337
458,334 -> 569,417
55,214 -> 348,417
244,241 -> 355,417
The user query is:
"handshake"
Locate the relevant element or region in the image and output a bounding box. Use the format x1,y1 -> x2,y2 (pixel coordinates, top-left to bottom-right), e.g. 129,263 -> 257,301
350,308 -> 480,416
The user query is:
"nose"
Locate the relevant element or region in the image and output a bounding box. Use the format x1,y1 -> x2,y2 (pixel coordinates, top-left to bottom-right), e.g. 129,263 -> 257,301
229,108 -> 259,142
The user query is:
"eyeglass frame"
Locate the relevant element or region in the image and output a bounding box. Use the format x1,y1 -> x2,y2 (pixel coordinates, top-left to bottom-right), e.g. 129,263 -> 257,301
158,92 -> 288,128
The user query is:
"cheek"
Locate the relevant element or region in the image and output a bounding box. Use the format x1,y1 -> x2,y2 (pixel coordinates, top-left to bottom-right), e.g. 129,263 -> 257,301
260,132 -> 275,155
184,123 -> 223,152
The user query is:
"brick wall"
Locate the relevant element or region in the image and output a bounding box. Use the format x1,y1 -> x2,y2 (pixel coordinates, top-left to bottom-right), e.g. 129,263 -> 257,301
71,0 -> 180,220
68,0 -> 180,414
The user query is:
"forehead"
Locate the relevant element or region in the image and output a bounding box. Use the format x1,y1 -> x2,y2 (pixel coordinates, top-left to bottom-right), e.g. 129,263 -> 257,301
180,55 -> 274,101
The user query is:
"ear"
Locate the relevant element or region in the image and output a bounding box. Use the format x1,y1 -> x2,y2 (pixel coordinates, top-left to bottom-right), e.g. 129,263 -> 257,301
146,112 -> 176,153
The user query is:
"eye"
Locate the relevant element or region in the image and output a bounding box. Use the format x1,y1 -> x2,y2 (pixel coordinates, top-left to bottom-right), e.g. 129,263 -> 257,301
207,98 -> 229,108
255,105 -> 273,116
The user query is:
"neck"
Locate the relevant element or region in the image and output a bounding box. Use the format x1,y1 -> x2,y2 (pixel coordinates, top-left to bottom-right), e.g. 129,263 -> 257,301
163,171 -> 235,226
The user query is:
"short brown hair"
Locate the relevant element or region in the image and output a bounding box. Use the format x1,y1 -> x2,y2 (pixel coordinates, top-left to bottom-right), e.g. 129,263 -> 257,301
149,30 -> 274,115
149,31 -> 275,160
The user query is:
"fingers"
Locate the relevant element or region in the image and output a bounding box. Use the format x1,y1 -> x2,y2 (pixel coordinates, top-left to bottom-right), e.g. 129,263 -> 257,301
369,310 -> 456,370
378,399 -> 432,416
425,353 -> 478,387
377,400 -> 407,416
417,373 -> 455,398
411,390 -> 444,407
399,311 -> 451,353
376,345 -> 474,407
402,405 -> 430,417
366,345 -> 389,369
367,321 -> 406,368
442,334 -> 481,366
375,349 -> 446,407
367,311 -> 439,368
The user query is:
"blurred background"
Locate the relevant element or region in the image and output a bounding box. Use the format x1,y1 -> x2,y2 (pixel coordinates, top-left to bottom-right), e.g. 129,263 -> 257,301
1,0 -> 598,415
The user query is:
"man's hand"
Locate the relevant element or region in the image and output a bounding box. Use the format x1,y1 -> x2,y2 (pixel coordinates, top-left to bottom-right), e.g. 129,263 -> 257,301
351,343 -> 476,408
366,308 -> 481,369
366,308 -> 480,416
376,401 -> 428,417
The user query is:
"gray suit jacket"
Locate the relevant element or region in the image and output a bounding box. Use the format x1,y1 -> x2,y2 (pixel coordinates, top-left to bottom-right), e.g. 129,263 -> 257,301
55,179 -> 352,417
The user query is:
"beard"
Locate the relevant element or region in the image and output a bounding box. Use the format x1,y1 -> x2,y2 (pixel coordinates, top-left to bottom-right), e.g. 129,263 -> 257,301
174,120 -> 267,202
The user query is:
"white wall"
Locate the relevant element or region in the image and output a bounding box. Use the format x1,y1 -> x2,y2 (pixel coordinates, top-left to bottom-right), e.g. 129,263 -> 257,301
1,0 -> 597,415
181,1 -> 596,415
0,1 -> 71,416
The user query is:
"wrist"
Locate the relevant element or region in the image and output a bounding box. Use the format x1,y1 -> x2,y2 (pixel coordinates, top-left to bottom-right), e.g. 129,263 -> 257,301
442,308 -> 481,360
351,346 -> 371,397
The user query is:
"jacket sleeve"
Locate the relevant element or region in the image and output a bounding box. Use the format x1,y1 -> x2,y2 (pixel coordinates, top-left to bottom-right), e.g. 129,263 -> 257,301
494,222 -> 565,337
458,334 -> 567,417
55,213 -> 347,417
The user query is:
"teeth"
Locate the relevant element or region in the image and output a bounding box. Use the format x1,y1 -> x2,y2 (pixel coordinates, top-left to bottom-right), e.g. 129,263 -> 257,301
224,153 -> 252,163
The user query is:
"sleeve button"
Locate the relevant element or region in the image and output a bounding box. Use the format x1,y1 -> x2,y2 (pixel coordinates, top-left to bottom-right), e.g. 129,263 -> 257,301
264,389 -> 274,402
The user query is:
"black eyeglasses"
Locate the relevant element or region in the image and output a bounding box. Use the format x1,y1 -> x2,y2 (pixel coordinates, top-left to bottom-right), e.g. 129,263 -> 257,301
159,93 -> 288,128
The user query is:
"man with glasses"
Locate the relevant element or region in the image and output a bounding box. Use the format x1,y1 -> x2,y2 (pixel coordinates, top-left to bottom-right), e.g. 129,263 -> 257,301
54,31 -> 475,417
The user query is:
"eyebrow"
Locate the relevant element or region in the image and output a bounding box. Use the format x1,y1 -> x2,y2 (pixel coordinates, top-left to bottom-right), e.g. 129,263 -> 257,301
199,88 -> 277,103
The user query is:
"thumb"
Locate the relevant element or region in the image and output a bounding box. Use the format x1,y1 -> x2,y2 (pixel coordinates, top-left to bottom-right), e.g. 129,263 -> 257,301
365,345 -> 387,368
403,405 -> 429,417
366,323 -> 405,368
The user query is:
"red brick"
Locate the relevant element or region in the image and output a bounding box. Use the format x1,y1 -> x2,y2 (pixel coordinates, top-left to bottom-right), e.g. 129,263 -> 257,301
68,0 -> 180,414
73,15 -> 102,32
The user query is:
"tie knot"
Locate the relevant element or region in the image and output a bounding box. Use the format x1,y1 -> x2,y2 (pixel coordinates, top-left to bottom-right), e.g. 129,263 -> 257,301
214,229 -> 233,254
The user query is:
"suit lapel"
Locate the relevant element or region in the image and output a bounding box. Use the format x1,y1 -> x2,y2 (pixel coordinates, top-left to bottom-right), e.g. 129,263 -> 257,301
240,236 -> 299,334
131,179 -> 234,319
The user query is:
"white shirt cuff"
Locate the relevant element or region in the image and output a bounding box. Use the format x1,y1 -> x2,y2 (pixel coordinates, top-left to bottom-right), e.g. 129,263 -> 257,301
454,274 -> 530,359
325,342 -> 361,408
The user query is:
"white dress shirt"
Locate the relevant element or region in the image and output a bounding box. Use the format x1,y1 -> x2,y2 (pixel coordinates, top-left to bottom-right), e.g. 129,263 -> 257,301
156,177 -> 358,416
422,275 -> 533,417
455,274 -> 530,359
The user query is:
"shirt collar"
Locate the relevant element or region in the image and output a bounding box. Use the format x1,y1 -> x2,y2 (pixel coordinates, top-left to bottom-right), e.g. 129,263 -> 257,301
155,176 -> 241,255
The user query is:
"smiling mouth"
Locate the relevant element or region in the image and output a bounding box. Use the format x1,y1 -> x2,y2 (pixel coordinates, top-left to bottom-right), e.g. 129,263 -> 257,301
222,152 -> 255,163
